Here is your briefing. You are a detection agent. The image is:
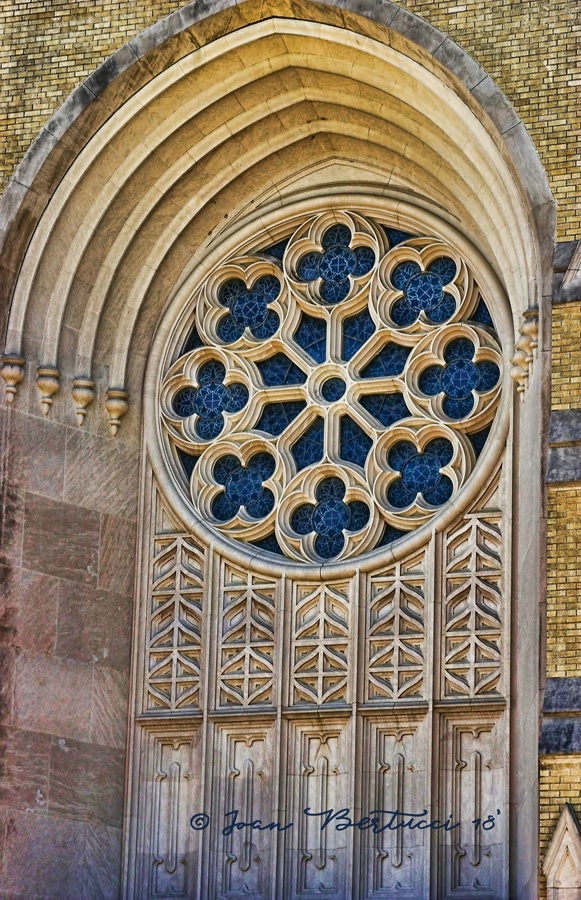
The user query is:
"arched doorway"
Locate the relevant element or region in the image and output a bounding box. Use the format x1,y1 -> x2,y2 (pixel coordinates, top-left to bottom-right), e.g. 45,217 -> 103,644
0,3 -> 554,897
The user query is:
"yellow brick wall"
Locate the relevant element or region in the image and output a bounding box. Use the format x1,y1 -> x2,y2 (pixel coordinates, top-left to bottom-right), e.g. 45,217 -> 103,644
551,303 -> 581,410
0,0 -> 579,241
540,755 -> 581,899
547,485 -> 581,678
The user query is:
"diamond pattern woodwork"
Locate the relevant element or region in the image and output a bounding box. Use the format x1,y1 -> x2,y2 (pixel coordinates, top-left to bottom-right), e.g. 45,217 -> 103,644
217,565 -> 277,707
366,551 -> 426,701
146,513 -> 204,711
442,515 -> 503,698
291,582 -> 351,704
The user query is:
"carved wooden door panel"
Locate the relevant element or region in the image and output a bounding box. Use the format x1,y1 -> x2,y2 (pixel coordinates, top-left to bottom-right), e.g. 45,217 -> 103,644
124,208 -> 510,899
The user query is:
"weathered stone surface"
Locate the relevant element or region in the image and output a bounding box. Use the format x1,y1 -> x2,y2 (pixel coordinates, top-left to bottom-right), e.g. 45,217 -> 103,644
2,810 -> 85,898
0,566 -> 58,655
544,678 -> 581,713
0,726 -> 50,812
90,666 -> 129,750
549,410 -> 581,446
64,429 -> 139,519
98,514 -> 136,596
540,718 -> 581,754
56,581 -> 131,670
22,493 -> 100,585
82,823 -> 122,900
14,651 -> 92,741
49,735 -> 125,826
547,447 -> 581,484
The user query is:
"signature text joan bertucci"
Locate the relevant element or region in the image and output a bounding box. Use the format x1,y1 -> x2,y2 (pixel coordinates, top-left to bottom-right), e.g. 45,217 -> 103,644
190,807 -> 502,835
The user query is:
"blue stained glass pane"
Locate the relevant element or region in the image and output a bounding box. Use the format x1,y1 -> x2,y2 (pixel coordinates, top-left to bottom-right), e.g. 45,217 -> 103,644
212,491 -> 239,521
390,297 -> 418,327
376,523 -> 408,546
251,532 -> 285,555
252,309 -> 280,339
354,246 -> 376,276
196,416 -> 224,440
315,533 -> 345,559
254,275 -> 281,302
443,395 -> 475,419
402,454 -> 441,492
340,416 -> 373,466
441,359 -> 480,399
231,291 -> 268,329
388,479 -> 417,508
297,252 -> 321,281
320,246 -> 356,282
360,392 -> 410,426
348,500 -> 369,531
313,499 -> 351,536
476,360 -> 500,392
198,360 -> 226,384
428,256 -> 456,284
426,293 -> 456,324
246,488 -> 275,518
342,308 -> 375,360
291,504 -> 314,535
257,353 -> 306,386
193,382 -> 229,417
383,227 -> 414,246
294,313 -> 327,363
291,418 -> 325,471
213,455 -> 240,485
181,324 -> 203,354
219,279 -> 246,306
320,278 -> 350,304
173,387 -> 197,418
322,224 -> 351,249
321,377 -> 346,402
226,467 -> 263,505
388,441 -> 416,471
444,338 -> 474,362
361,343 -> 411,378
424,474 -> 453,506
218,314 -> 245,343
469,425 -> 491,457
177,448 -> 198,479
392,261 -> 421,290
225,383 -> 249,413
471,297 -> 494,328
316,477 -> 346,502
255,401 -> 306,435
424,438 -> 454,467
259,238 -> 290,261
406,272 -> 444,311
248,452 -> 276,480
419,365 -> 443,395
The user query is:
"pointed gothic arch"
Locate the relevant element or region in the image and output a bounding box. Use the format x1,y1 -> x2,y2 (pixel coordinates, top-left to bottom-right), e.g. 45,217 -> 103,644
0,2 -> 554,897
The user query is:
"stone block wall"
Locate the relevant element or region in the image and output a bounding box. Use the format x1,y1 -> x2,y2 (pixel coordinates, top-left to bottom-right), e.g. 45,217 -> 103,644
0,394 -> 139,898
1,0 -> 579,242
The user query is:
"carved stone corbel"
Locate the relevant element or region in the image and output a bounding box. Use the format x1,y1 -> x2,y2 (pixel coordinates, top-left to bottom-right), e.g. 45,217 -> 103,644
1,355 -> 25,403
105,387 -> 129,435
36,365 -> 60,414
543,803 -> 581,899
71,377 -> 96,426
510,307 -> 538,397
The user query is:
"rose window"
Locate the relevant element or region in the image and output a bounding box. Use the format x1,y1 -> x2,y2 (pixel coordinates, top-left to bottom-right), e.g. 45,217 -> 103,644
160,211 -> 503,563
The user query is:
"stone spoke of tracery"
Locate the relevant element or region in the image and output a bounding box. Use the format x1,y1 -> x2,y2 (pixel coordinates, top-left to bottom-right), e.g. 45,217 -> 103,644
159,210 -> 503,563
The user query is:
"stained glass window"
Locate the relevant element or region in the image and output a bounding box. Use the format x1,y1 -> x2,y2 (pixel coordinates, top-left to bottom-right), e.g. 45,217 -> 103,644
161,211 -> 502,563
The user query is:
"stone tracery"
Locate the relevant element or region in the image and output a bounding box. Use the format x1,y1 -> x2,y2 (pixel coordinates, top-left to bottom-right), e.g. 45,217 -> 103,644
160,210 -> 502,563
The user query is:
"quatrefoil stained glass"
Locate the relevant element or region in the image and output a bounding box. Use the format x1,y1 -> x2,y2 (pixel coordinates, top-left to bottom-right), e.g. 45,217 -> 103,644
161,211 -> 503,564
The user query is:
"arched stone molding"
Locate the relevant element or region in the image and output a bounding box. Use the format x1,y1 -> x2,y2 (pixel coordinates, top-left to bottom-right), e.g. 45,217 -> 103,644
0,2 -> 554,898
